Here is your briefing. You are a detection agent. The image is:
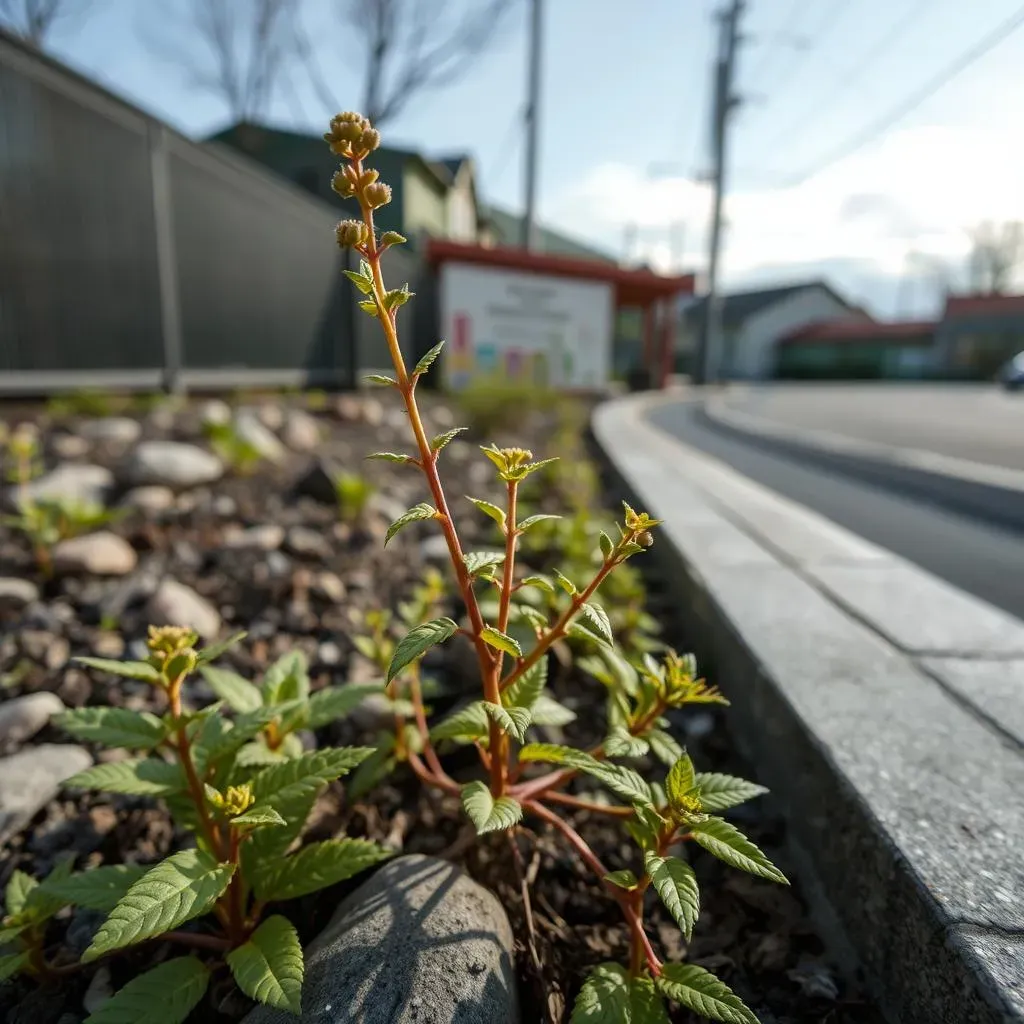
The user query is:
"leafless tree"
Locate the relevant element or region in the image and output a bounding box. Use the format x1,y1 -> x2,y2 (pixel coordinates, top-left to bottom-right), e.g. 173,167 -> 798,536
968,220 -> 1024,294
142,0 -> 298,123
296,0 -> 516,128
0,0 -> 89,46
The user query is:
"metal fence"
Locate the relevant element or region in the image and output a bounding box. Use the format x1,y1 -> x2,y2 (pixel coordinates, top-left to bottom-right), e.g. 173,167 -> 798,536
0,30 -> 417,395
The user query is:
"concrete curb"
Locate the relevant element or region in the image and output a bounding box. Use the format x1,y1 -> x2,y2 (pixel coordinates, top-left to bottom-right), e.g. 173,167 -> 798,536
593,392 -> 1024,1024
702,394 -> 1024,535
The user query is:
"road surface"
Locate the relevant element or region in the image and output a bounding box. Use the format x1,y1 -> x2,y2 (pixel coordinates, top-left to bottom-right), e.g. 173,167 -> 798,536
647,398 -> 1024,620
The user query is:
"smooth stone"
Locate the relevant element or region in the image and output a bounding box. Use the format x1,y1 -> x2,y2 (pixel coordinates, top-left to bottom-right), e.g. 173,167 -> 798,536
311,571 -> 346,603
52,532 -> 137,576
125,441 -> 223,489
222,524 -> 285,551
0,744 -> 92,843
282,409 -> 321,452
200,399 -> 232,427
285,526 -> 330,560
256,402 -> 285,432
18,463 -> 113,509
0,692 -> 65,750
146,579 -> 221,637
51,434 -> 91,459
77,417 -> 141,445
0,576 -> 39,608
361,398 -> 384,427
419,534 -> 450,562
293,458 -> 341,505
235,411 -> 286,462
120,485 -> 175,513
242,854 -> 517,1024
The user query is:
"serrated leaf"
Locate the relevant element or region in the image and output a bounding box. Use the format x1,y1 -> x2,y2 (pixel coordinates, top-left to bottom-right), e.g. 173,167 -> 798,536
83,850 -> 234,961
690,817 -> 789,884
357,298 -> 377,313
231,805 -> 286,829
599,531 -> 615,558
603,869 -> 638,890
37,864 -> 148,913
226,915 -> 303,1014
577,602 -> 613,645
306,683 -> 385,729
694,773 -> 769,813
645,852 -> 699,939
414,340 -> 445,376
347,742 -> 397,800
647,729 -> 684,767
483,701 -> 531,742
56,707 -> 168,750
261,651 -> 309,705
380,230 -> 407,247
0,951 -> 29,983
571,963 -> 670,1023
74,658 -> 162,683
529,693 -> 577,727
467,497 -> 506,530
517,514 -> 561,531
480,626 -> 521,658
604,727 -> 650,759
503,656 -> 548,710
666,752 -> 697,812
64,758 -> 185,796
461,781 -> 522,834
4,870 -> 35,916
364,374 -> 396,387
463,550 -> 506,577
343,268 -> 374,294
235,740 -> 284,769
83,956 -> 211,1024
430,701 -> 490,742
431,427 -> 467,452
518,744 -> 653,805
252,839 -> 390,901
512,603 -> 549,629
387,617 -> 457,683
655,963 -> 759,1024
553,570 -> 577,595
366,451 -> 415,464
193,707 -> 278,774
196,632 -> 247,664
519,574 -> 554,593
199,664 -> 263,713
519,457 -> 559,478
385,502 -> 437,546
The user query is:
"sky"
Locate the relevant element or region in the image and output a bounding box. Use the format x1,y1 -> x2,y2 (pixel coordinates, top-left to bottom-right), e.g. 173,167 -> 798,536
22,0 -> 1024,319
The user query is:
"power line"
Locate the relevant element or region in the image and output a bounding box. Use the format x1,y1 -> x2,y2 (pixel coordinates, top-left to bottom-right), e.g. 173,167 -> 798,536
764,0 -> 854,97
786,0 -> 1024,185
745,0 -> 810,90
487,103 -> 525,189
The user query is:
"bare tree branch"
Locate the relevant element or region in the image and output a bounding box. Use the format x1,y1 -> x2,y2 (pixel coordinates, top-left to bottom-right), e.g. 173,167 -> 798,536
968,220 -> 1024,294
0,0 -> 90,46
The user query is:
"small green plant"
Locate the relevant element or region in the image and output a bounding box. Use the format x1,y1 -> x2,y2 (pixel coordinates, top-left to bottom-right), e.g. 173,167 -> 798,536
45,390 -> 119,418
203,421 -> 264,475
328,111 -> 785,1023
333,470 -> 376,523
305,388 -> 329,412
0,627 -> 389,1019
456,375 -> 559,437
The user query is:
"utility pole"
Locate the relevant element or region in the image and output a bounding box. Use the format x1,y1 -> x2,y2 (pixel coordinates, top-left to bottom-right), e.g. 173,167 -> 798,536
623,222 -> 638,266
695,0 -> 744,384
522,0 -> 543,250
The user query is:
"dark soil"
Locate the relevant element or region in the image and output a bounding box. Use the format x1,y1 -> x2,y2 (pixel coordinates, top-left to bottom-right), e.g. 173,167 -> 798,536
0,391 -> 884,1023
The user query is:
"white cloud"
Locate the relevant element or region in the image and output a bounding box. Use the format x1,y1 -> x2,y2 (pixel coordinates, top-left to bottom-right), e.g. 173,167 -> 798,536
545,123 -> 1024,315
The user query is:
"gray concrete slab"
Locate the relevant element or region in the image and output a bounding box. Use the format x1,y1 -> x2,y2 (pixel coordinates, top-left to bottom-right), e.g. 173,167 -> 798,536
920,658 -> 1024,749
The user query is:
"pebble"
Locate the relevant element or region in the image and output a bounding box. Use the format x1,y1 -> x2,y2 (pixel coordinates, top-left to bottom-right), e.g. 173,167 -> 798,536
256,402 -> 285,432
0,692 -> 65,751
17,463 -> 113,509
213,494 -> 237,517
51,433 -> 91,459
286,526 -> 331,560
293,458 -> 341,505
0,576 -> 39,609
283,409 -> 321,452
200,399 -> 232,427
362,398 -> 385,427
334,395 -> 362,422
235,411 -> 286,462
20,630 -> 70,670
0,744 -> 92,844
317,641 -> 343,666
431,404 -> 456,429
146,579 -> 221,638
124,441 -> 223,488
82,965 -> 113,1014
91,632 -> 125,658
52,532 -> 138,576
222,524 -> 285,551
77,417 -> 141,445
311,571 -> 346,603
419,534 -> 450,562
120,485 -> 175,513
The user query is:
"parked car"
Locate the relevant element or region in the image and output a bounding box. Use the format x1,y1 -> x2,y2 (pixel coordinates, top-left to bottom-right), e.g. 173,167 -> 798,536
997,351 -> 1024,391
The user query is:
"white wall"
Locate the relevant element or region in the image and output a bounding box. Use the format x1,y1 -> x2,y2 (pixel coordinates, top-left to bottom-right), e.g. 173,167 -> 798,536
446,166 -> 478,242
729,287 -> 868,379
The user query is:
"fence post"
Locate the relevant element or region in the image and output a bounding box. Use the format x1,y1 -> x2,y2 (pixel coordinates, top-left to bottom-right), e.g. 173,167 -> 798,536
148,123 -> 184,394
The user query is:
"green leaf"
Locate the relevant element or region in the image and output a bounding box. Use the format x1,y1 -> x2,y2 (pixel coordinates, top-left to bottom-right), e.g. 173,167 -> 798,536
467,497 -> 506,531
647,729 -> 684,768
480,626 -> 521,658
385,502 -> 437,546
519,574 -> 554,593
83,850 -> 234,961
645,852 -> 699,939
655,963 -> 758,1024
604,727 -> 650,759
198,664 -> 263,713
690,817 -> 789,884
357,298 -> 377,314
694,773 -> 769,813
517,744 -> 653,806
387,617 -> 458,683
4,870 -> 35,916
347,741 -> 397,800
529,694 -> 577,727
461,781 -> 522,835
231,805 -> 286,829
666,752 -> 697,812
343,268 -> 373,294
55,707 -> 168,750
430,701 -> 490,742
571,963 -> 670,1023
518,743 -> 599,771
553,570 -> 577,595
503,656 -> 548,710
83,956 -> 211,1024
603,869 -> 638,890
37,865 -> 147,913
366,451 -> 415,464
64,758 -> 185,796
431,427 -> 467,452
517,514 -> 561,531
577,602 -> 613,645
483,701 -> 531,742
380,230 -> 407,247
235,741 -> 285,769
306,683 -> 385,729
74,658 -> 162,683
0,952 -> 29,983
252,839 -> 390,901
385,284 -> 415,311
193,707 -> 278,774
463,550 -> 506,577
364,373 -> 396,387
414,340 -> 445,376
262,651 -> 309,705
226,915 -> 304,1014
196,631 -> 247,664
599,531 -> 615,558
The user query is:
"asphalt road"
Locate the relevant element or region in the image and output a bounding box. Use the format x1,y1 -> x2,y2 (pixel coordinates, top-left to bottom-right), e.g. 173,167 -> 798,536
720,383 -> 1024,470
648,399 -> 1024,620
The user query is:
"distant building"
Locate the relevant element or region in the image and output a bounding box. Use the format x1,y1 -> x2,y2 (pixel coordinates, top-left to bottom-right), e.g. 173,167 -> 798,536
934,293 -> 1024,379
679,280 -> 870,380
480,205 -> 616,263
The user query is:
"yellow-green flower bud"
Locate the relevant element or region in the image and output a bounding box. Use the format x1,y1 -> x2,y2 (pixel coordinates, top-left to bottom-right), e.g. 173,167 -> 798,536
146,625 -> 199,657
331,169 -> 357,198
357,168 -> 380,189
363,182 -> 392,209
358,127 -> 381,154
335,219 -> 370,249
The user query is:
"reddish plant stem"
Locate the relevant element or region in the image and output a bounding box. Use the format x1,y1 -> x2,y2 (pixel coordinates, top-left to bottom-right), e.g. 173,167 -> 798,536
226,828 -> 245,944
543,791 -> 634,818
407,749 -> 461,795
161,930 -> 232,952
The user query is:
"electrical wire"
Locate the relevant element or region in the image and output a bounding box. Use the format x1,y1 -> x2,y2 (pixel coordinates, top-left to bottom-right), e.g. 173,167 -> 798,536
765,0 -> 853,97
744,0 -> 810,91
785,0 -> 1024,185
486,102 -> 525,190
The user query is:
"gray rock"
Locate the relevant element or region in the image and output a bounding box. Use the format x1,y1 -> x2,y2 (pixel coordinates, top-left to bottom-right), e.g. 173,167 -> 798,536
52,532 -> 137,576
0,576 -> 39,609
0,744 -> 92,843
431,404 -> 456,429
51,433 -> 91,459
20,629 -> 70,670
362,398 -> 385,427
125,441 -> 223,489
283,410 -> 321,452
17,463 -> 113,509
370,493 -> 408,524
200,399 -> 232,427
317,641 -> 343,666
120,485 -> 175,513
235,411 -> 286,463
334,395 -> 363,422
243,854 -> 517,1024
293,459 -> 341,505
0,692 -> 65,751
77,417 -> 141,445
222,524 -> 285,551
311,571 -> 346,603
286,527 -> 330,560
147,579 -> 221,637
256,402 -> 285,432
213,495 -> 237,517
419,534 -> 451,562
